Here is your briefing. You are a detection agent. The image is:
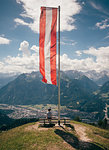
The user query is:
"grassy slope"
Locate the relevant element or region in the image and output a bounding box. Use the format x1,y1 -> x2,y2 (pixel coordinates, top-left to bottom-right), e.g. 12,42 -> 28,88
72,121 -> 109,150
0,121 -> 109,150
0,123 -> 69,150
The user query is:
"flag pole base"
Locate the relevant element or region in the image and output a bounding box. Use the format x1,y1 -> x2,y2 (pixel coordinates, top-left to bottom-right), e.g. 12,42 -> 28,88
55,122 -> 65,127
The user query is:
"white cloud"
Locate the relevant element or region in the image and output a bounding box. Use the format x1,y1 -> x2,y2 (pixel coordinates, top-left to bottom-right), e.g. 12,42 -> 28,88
71,41 -> 77,46
60,46 -> 109,72
90,1 -> 102,11
60,54 -> 96,71
83,46 -> 109,58
60,41 -> 77,46
90,1 -> 109,16
0,62 -> 4,70
0,40 -> 109,74
82,2 -> 85,5
19,41 -> 31,57
0,36 -> 11,45
96,19 -> 109,29
83,46 -> 109,72
15,0 -> 81,33
61,38 -> 77,46
3,54 -> 38,74
0,41 -> 39,74
14,18 -> 29,26
75,51 -> 82,56
31,45 -> 39,53
104,35 -> 109,39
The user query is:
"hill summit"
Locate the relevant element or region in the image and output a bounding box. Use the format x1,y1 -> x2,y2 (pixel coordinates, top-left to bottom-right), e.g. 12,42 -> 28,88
0,121 -> 109,150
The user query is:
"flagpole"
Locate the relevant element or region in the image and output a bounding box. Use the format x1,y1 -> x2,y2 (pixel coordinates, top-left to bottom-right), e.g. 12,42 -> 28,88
58,6 -> 60,126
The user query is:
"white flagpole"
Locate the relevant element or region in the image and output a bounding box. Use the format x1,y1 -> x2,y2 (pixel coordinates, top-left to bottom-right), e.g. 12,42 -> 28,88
58,6 -> 60,126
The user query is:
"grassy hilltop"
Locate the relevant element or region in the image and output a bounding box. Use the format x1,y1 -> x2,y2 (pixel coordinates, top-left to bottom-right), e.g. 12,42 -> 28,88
0,121 -> 109,150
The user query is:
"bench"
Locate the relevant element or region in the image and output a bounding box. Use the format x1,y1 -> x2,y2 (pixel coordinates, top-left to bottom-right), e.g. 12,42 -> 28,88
39,118 -> 70,126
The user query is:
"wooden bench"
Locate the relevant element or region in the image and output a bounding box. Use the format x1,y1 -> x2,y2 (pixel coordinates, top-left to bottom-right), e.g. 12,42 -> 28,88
39,118 -> 70,126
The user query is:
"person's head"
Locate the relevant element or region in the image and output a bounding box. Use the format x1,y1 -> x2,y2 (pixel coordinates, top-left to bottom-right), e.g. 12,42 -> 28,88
48,108 -> 51,112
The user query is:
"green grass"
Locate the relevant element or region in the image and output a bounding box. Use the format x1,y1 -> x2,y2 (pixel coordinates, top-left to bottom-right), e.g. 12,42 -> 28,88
73,121 -> 109,138
0,123 -> 69,150
0,121 -> 109,150
85,124 -> 109,149
71,121 -> 109,149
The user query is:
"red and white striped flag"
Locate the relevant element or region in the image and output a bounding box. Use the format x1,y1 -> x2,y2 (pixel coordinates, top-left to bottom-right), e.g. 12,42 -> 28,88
39,7 -> 57,85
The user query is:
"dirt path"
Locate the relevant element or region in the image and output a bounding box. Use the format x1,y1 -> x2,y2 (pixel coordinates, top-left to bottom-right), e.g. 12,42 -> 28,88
25,122 -> 51,131
24,122 -> 94,150
25,122 -> 92,142
72,123 -> 91,142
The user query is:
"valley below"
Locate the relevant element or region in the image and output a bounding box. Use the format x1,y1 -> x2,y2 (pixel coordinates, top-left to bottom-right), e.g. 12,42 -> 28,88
0,103 -> 102,124
0,70 -> 109,128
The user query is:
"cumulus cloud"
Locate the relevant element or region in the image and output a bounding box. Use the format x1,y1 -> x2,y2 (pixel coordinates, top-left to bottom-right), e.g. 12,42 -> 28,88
0,40 -> 109,74
0,41 -> 39,74
19,41 -> 31,57
83,46 -> 109,58
60,54 -> 96,71
3,54 -> 38,74
15,0 -> 81,32
0,62 -> 4,70
60,46 -> 109,72
96,19 -> 109,29
0,36 -> 11,45
83,46 -> 109,72
31,45 -> 39,53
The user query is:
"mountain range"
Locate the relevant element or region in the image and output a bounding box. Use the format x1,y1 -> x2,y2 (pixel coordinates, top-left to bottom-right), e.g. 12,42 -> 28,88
64,70 -> 109,86
0,73 -> 17,89
0,71 -> 109,115
0,70 -> 109,89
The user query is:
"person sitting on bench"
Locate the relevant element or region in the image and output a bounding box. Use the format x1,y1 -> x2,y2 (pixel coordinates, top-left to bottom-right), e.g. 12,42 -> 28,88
47,108 -> 52,123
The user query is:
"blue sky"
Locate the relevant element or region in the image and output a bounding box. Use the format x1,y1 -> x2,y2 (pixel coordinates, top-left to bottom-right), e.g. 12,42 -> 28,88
0,0 -> 109,74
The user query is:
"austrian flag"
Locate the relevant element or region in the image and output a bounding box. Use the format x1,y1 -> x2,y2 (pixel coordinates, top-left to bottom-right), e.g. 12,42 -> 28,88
39,7 -> 57,85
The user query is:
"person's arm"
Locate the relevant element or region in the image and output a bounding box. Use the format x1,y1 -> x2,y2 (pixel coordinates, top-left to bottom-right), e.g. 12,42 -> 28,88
47,113 -> 48,119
